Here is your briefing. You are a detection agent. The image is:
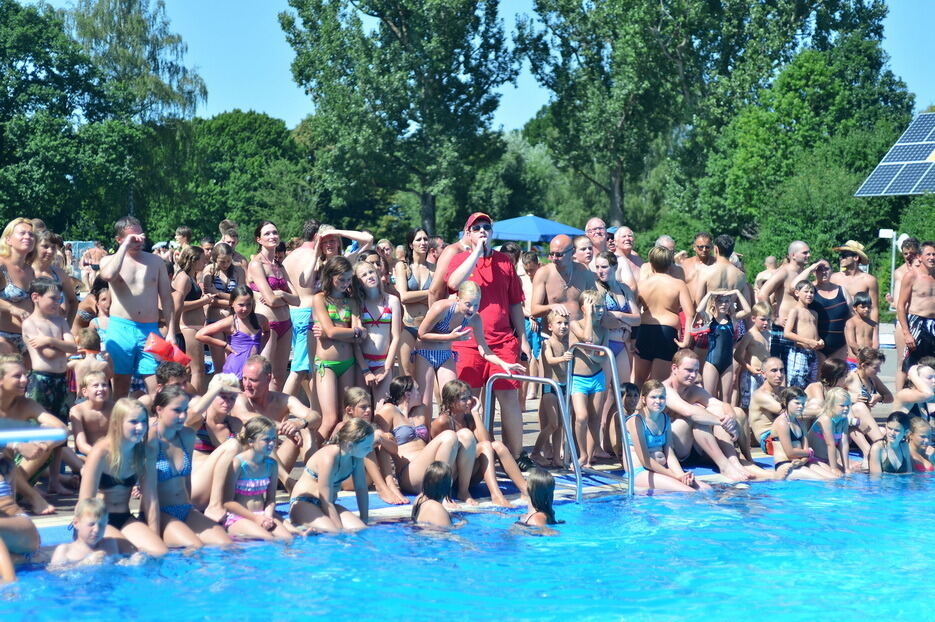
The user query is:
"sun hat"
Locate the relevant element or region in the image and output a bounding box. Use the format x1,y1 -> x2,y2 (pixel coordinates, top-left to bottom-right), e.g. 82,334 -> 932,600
832,240 -> 869,265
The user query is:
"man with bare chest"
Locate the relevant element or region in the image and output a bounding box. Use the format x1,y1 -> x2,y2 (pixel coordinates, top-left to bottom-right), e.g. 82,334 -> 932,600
897,241 -> 935,372
693,235 -> 751,304
99,216 -> 176,397
681,233 -> 716,303
531,234 -> 596,321
830,240 -> 879,322
758,240 -> 811,361
613,227 -> 640,290
281,219 -> 320,399
747,357 -> 785,455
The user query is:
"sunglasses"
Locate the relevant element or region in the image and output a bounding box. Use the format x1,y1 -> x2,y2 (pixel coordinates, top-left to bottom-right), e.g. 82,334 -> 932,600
695,244 -> 712,250
470,223 -> 492,232
549,249 -> 570,258
839,251 -> 857,259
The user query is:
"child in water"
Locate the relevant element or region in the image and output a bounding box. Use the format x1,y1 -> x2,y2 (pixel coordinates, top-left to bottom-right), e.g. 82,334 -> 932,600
411,461 -> 453,529
516,468 -> 562,528
908,417 -> 934,472
869,412 -> 913,475
50,498 -> 119,567
806,387 -> 853,476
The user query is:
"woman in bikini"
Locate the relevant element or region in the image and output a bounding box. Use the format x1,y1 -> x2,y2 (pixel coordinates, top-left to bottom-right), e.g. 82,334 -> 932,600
78,397 -> 168,556
248,221 -> 299,391
771,387 -> 839,480
203,243 -> 246,373
171,246 -> 214,393
393,228 -> 434,376
0,218 -> 36,356
289,417 -> 374,533
354,260 -> 402,406
869,412 -> 913,475
32,230 -> 78,322
187,373 -> 242,510
149,385 -> 231,547
312,256 -> 362,438
374,376 -> 460,497
845,347 -> 890,460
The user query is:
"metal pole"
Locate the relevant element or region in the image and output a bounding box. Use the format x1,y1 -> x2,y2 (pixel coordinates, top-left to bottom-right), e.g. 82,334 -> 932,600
890,235 -> 897,302
483,373 -> 582,502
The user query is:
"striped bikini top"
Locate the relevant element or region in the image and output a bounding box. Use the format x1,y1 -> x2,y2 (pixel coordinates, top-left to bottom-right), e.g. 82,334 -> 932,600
235,458 -> 273,497
362,299 -> 392,327
326,300 -> 352,324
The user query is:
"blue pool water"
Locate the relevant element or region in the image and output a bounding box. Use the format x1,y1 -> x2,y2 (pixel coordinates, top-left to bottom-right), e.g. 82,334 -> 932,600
3,475 -> 933,620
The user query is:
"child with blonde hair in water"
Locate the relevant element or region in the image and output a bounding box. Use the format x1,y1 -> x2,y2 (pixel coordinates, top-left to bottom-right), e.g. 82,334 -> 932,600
50,498 -> 119,567
805,387 -> 852,476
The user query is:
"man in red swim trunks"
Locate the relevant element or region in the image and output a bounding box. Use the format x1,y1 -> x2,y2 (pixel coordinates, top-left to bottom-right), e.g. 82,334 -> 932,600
445,212 -> 532,467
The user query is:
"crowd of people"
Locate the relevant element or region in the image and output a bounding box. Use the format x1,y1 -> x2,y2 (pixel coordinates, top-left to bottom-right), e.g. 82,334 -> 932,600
1,211 -> 934,581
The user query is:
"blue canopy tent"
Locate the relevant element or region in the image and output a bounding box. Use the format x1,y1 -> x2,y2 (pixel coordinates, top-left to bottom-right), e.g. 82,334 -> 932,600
491,214 -> 584,243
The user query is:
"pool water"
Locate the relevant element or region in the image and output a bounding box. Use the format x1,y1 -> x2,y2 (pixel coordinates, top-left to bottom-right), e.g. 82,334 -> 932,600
4,475 -> 933,621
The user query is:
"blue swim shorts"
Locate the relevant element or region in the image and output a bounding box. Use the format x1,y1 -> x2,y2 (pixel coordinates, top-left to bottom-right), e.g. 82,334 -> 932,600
105,316 -> 160,377
290,306 -> 313,373
571,370 -> 606,396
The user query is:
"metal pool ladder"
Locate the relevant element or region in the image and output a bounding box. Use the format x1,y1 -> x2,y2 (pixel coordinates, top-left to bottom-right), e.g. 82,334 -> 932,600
562,342 -> 636,497
483,373 -> 583,503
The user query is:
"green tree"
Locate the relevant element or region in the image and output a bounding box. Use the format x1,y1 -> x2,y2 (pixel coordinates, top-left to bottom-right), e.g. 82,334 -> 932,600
65,0 -> 207,121
280,0 -> 517,234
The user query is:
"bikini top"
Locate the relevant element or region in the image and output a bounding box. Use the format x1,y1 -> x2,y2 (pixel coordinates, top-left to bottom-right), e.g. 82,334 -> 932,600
249,270 -> 289,293
213,273 -> 237,293
773,413 -> 804,442
184,275 -> 203,302
393,424 -> 429,446
99,469 -> 138,490
326,300 -> 352,324
604,290 -> 631,314
362,300 -> 392,327
877,440 -> 909,473
432,303 -> 468,334
0,478 -> 12,498
235,458 -> 273,497
631,413 -> 669,449
0,264 -> 29,303
155,439 -> 193,483
407,268 -> 431,291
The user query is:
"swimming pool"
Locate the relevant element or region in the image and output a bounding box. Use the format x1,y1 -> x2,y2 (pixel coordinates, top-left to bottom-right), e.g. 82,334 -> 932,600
4,475 -> 932,620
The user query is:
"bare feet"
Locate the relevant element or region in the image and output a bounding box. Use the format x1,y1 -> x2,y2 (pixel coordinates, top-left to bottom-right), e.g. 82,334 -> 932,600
377,488 -> 407,505
27,498 -> 56,515
204,504 -> 226,523
491,494 -> 514,508
720,464 -> 753,482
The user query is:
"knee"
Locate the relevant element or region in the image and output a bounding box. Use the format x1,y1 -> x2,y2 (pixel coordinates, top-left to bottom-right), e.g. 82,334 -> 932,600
491,440 -> 506,454
456,428 -> 476,447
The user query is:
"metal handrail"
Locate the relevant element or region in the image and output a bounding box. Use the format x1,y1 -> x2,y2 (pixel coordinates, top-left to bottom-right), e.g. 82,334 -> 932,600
563,342 -> 635,496
483,373 -> 583,503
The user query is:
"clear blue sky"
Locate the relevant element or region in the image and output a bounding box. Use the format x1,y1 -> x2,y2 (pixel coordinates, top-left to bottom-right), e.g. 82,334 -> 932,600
43,0 -> 935,130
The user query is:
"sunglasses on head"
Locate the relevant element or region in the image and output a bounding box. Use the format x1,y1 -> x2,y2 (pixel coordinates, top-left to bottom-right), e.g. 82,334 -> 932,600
470,223 -> 492,232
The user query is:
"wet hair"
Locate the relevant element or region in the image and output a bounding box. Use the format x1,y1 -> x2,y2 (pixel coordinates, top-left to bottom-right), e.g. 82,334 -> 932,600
901,237 -> 920,252
780,386 -> 806,411
155,361 -> 187,386
29,276 -> 61,298
501,241 -> 522,265
328,416 -> 374,447
74,497 -> 107,521
857,347 -> 884,368
441,379 -> 472,413
385,375 -> 415,406
886,411 -> 911,432
302,219 -> 320,242
113,215 -> 141,240
714,234 -> 734,257
152,384 -> 189,415
107,398 -> 147,479
793,280 -> 815,295
0,218 -> 36,262
237,415 -> 277,445
818,358 -> 849,388
640,379 -> 665,398
648,246 -> 673,272
175,225 -> 193,241
320,256 -> 353,297
526,468 -> 557,524
76,327 -> 101,351
672,349 -> 699,367
343,386 -> 370,413
177,245 -> 204,274
230,284 -> 260,330
751,302 -> 772,318
419,461 -> 452,503
852,291 -> 872,308
244,355 -> 272,377
79,370 -> 108,391
457,280 -> 481,300
820,387 -> 851,420
0,354 -> 24,379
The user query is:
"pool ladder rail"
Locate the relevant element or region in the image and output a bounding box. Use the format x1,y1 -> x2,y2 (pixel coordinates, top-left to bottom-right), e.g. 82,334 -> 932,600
482,341 -> 635,503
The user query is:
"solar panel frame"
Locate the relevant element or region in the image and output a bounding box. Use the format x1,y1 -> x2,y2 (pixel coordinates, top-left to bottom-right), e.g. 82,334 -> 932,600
856,113 -> 935,197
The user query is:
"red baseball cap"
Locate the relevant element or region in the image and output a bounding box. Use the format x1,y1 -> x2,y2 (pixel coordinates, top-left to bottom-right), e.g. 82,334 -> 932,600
464,212 -> 492,231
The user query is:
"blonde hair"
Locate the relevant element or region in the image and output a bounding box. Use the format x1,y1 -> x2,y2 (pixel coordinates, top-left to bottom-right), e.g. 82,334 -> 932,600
106,398 -> 147,479
909,416 -> 931,438
208,373 -> 240,393
578,289 -> 602,308
0,218 -> 36,263
0,354 -> 24,379
327,416 -> 374,447
752,302 -> 772,318
74,497 -> 107,521
820,387 -> 851,419
80,370 -> 108,390
343,386 -> 370,413
457,280 -> 480,300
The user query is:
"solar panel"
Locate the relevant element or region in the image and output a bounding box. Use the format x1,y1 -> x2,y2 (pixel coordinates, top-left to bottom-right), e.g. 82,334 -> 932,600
856,112 -> 935,197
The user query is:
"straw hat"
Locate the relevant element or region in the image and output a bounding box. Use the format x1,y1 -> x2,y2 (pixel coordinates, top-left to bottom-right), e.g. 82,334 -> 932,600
832,240 -> 869,265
